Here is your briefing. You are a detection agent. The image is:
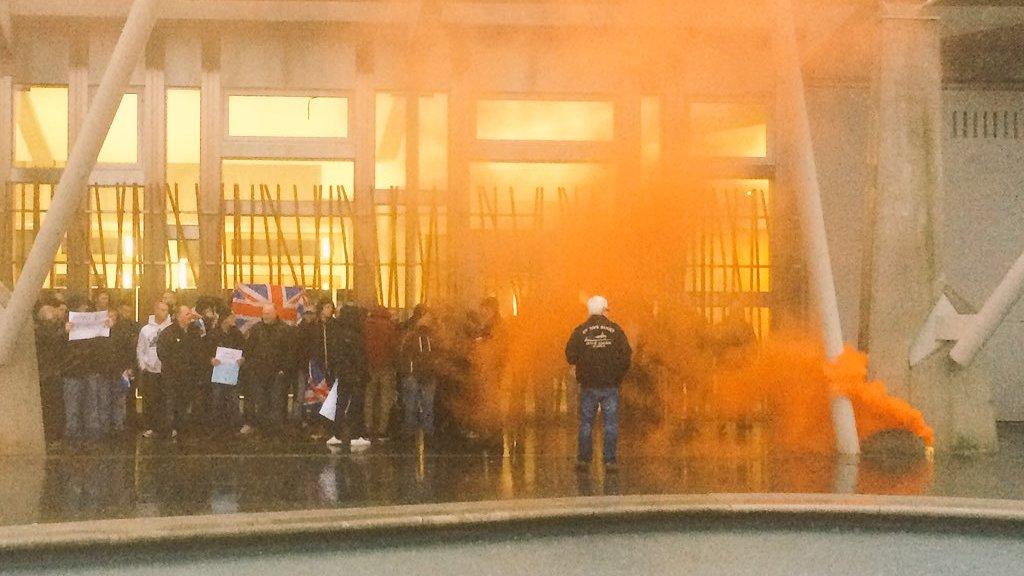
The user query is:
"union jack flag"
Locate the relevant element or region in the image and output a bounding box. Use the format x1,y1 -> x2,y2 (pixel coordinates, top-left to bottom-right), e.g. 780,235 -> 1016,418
304,358 -> 331,406
231,283 -> 308,333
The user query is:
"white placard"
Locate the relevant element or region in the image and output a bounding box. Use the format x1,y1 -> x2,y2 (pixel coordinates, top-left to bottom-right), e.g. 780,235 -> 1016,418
319,381 -> 339,421
68,311 -> 110,341
212,347 -> 243,385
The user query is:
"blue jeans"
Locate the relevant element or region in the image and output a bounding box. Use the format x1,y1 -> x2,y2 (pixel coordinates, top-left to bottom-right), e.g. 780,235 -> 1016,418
63,375 -> 102,443
578,387 -> 619,464
401,375 -> 436,435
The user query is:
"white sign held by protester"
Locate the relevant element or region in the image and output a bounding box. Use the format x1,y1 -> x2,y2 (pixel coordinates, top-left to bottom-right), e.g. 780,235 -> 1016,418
68,311 -> 110,340
211,347 -> 243,385
319,381 -> 339,421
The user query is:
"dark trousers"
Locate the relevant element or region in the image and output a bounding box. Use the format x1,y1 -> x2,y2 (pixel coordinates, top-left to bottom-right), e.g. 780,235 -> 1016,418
210,383 -> 241,433
40,372 -> 65,443
141,371 -> 185,436
331,377 -> 363,439
578,387 -> 620,464
140,371 -> 162,432
250,370 -> 288,434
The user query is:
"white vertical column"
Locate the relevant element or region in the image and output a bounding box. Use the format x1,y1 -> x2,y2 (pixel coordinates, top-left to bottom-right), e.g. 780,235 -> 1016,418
198,34 -> 222,295
141,35 -> 167,309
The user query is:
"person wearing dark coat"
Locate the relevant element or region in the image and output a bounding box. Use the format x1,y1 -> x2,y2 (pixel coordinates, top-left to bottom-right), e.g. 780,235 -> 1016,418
35,304 -> 67,445
397,307 -> 439,439
565,296 -> 632,471
102,307 -> 140,436
156,305 -> 202,439
325,305 -> 369,446
242,305 -> 294,436
61,297 -> 105,447
204,313 -> 246,436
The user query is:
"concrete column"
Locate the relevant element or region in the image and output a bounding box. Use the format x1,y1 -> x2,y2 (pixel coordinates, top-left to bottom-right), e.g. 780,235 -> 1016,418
66,36 -> 91,296
0,286 -> 44,455
198,34 -> 222,295
0,60 -> 13,288
353,41 -> 379,307
404,93 -> 421,311
865,2 -> 996,452
447,39 -> 473,303
141,35 -> 167,310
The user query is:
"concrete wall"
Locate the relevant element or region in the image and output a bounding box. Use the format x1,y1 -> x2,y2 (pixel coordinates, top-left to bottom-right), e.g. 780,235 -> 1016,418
810,83 -> 1024,422
943,88 -> 1024,421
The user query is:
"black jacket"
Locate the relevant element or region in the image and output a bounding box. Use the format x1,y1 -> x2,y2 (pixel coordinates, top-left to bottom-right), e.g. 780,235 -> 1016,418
328,314 -> 368,383
156,322 -> 201,385
103,319 -> 140,377
35,320 -> 68,383
398,324 -> 436,380
243,320 -> 293,375
565,315 -> 632,389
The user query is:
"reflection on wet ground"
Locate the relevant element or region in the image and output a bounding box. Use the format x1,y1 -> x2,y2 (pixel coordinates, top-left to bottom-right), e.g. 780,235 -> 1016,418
2,422 -> 1024,527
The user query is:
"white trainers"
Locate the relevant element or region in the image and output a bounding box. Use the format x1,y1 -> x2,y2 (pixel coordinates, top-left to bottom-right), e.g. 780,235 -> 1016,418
171,430 -> 178,439
326,436 -> 344,446
350,437 -> 372,449
141,429 -> 154,439
239,424 -> 254,436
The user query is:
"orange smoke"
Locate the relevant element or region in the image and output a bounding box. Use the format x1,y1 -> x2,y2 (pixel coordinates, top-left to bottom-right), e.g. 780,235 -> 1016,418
826,345 -> 935,448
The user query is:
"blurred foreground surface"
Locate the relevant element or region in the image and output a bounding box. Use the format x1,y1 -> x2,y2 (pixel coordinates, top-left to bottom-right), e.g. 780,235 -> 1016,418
4,422 -> 1024,528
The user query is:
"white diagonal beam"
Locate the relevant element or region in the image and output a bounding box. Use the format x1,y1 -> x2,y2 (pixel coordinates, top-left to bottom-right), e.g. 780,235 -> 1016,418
770,0 -> 860,456
0,0 -> 159,364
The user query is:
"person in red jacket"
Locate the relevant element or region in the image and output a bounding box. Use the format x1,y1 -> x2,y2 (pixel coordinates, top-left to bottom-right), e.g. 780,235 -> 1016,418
363,306 -> 399,441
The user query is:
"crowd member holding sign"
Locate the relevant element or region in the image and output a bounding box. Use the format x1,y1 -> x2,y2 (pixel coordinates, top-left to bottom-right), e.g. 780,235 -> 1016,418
35,304 -> 67,446
205,313 -> 245,437
137,301 -> 171,439
243,305 -> 294,438
62,296 -> 106,448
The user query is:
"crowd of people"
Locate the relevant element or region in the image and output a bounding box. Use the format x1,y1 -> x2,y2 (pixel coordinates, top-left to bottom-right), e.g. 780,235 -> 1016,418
33,289 -> 510,452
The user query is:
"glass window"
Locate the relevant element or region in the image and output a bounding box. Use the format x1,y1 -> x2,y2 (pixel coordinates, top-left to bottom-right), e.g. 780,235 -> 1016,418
13,86 -> 69,168
221,159 -> 355,291
166,89 -> 200,190
228,95 -> 348,138
97,94 -> 139,164
641,96 -> 661,171
469,162 -> 614,230
476,100 -> 614,142
419,94 -> 448,192
376,93 -> 406,190
689,103 -> 768,158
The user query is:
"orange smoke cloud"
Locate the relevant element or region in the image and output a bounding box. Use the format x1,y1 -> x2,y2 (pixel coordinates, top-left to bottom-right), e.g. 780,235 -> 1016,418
825,345 -> 935,448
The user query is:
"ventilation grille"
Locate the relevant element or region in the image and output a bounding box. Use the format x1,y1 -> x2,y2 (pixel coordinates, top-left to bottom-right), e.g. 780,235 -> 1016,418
951,109 -> 1021,140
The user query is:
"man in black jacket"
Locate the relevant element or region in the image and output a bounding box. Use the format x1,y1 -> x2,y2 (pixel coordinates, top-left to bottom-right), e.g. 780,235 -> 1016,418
243,305 -> 293,437
156,305 -> 201,439
565,295 -> 632,471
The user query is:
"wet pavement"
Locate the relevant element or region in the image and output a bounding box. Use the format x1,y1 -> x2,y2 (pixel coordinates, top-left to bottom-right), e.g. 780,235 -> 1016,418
3,421 -> 1024,528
